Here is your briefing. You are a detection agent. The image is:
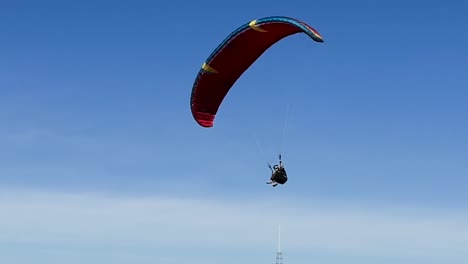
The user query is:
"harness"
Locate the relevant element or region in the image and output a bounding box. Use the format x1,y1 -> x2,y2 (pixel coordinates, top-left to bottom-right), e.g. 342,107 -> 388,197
272,168 -> 288,184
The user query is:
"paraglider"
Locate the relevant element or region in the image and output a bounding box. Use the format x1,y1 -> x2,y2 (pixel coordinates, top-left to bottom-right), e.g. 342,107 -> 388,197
189,16 -> 324,188
266,154 -> 287,187
190,15 -> 324,128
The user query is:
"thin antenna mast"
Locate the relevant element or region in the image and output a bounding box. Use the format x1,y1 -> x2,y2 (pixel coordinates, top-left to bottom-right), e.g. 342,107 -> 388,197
275,224 -> 283,264
278,224 -> 281,252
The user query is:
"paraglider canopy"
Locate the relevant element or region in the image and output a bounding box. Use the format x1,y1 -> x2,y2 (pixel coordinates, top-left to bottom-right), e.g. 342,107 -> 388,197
190,16 -> 324,128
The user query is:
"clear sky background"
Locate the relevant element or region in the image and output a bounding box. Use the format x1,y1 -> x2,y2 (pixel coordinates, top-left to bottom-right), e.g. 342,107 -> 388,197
1,0 -> 467,263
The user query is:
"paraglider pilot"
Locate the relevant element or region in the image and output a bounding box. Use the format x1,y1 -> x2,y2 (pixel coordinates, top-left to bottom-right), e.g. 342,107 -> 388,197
266,154 -> 288,187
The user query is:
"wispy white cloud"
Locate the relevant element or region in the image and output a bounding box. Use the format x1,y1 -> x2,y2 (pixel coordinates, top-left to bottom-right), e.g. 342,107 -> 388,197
0,188 -> 467,263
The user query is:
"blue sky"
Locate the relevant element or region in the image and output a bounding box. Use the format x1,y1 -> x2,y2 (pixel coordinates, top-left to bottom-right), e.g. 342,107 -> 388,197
1,0 -> 468,263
